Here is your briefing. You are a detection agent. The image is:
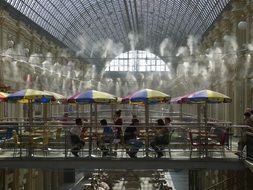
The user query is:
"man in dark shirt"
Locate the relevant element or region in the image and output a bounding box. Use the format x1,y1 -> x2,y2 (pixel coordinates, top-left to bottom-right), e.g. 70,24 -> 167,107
99,119 -> 114,157
150,119 -> 170,158
124,118 -> 143,158
236,111 -> 253,157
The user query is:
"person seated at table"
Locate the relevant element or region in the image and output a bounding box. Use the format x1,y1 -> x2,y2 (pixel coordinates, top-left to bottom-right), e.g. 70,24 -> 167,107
99,119 -> 115,156
150,118 -> 170,158
124,118 -> 143,158
69,118 -> 86,157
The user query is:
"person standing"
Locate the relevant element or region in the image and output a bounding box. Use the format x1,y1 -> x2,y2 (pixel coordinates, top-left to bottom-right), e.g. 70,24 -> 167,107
113,109 -> 123,143
236,111 -> 253,157
69,118 -> 85,157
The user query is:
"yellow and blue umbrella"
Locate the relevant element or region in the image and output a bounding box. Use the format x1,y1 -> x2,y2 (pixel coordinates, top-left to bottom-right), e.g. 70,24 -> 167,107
128,89 -> 170,104
68,90 -> 117,104
7,89 -> 54,103
171,90 -> 231,120
181,89 -> 232,104
0,92 -> 9,102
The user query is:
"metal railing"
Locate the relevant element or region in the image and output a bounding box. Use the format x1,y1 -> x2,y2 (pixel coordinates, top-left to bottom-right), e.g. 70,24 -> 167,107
0,120 -> 244,160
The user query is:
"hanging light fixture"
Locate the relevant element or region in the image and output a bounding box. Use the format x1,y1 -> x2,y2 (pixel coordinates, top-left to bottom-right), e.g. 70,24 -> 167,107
238,21 -> 247,30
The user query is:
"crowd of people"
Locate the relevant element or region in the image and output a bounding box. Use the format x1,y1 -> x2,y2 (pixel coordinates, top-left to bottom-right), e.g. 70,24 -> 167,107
68,109 -> 173,158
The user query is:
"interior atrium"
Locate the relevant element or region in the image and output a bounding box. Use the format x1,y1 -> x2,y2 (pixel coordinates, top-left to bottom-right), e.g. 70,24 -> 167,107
1,0 -> 253,189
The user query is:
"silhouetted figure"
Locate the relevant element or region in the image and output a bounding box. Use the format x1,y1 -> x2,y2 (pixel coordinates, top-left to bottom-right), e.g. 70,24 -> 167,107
124,118 -> 143,158
99,119 -> 114,157
236,112 -> 253,157
69,118 -> 85,157
150,119 -> 170,158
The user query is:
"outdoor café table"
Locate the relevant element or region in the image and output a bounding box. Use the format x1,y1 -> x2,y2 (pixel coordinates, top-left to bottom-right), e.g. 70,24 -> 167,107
34,129 -> 56,137
138,129 -> 156,154
190,129 -> 218,157
81,131 -> 103,153
20,132 -> 43,157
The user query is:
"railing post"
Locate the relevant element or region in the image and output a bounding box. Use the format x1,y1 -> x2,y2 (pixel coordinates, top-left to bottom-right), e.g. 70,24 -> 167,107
64,130 -> 67,158
246,132 -> 253,161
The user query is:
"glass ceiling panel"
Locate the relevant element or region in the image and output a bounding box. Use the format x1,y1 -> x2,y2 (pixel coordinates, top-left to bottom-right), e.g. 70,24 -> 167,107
5,0 -> 231,62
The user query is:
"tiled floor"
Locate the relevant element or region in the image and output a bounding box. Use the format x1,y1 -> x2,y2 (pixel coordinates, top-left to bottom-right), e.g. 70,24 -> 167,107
60,170 -> 189,190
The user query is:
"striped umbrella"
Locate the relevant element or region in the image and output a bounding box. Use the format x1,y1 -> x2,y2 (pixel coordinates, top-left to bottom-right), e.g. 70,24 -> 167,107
68,90 -> 117,104
181,90 -> 232,104
7,89 -> 53,103
7,89 -> 54,127
128,89 -> 170,104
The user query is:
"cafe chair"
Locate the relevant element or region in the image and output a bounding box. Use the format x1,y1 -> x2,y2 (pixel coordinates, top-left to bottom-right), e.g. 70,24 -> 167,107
188,131 -> 204,158
33,131 -> 49,157
207,129 -> 227,157
1,127 -> 14,149
161,129 -> 174,158
55,127 -> 62,142
98,133 -> 118,157
150,130 -> 174,158
12,130 -> 25,157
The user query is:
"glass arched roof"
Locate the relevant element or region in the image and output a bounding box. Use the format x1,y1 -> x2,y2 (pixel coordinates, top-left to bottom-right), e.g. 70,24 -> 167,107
4,0 -> 231,61
105,50 -> 170,72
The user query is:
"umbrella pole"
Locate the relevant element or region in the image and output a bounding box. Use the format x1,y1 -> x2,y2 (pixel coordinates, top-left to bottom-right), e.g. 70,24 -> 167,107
111,104 -> 114,122
76,104 -> 79,118
50,103 -> 53,120
89,103 -> 93,157
3,103 -> 6,119
94,103 -> 98,156
197,104 -> 201,158
28,99 -> 33,157
180,104 -> 183,121
95,103 -> 98,134
145,104 -> 149,157
204,102 -> 208,157
43,103 -> 47,122
28,99 -> 33,129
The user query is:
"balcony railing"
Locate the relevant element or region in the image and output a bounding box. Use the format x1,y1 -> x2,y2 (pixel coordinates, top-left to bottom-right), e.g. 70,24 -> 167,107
0,120 -> 243,160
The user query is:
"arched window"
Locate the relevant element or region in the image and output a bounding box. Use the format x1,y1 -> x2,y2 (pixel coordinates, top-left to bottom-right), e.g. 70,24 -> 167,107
105,50 -> 170,72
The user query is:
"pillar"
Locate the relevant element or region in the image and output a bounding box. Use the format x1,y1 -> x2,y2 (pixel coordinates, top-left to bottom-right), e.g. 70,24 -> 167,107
63,169 -> 75,183
44,170 -> 52,190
